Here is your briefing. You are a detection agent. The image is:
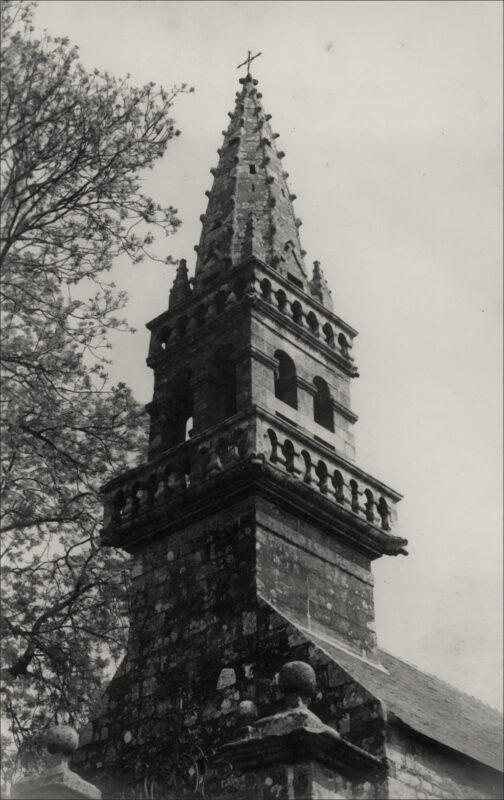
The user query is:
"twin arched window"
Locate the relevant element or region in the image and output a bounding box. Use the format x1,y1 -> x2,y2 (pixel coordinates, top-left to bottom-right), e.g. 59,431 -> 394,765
151,342 -> 239,452
274,352 -> 334,432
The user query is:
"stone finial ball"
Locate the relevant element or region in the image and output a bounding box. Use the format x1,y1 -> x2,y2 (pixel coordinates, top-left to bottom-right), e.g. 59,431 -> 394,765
45,725 -> 79,756
278,661 -> 317,699
236,700 -> 258,725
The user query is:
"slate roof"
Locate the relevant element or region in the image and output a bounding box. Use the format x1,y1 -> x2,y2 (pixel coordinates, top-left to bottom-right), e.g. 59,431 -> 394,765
273,606 -> 503,773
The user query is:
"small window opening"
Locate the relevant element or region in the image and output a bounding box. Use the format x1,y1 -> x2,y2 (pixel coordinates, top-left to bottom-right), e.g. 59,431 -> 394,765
185,416 -> 194,441
313,377 -> 334,432
158,327 -> 171,350
163,369 -> 193,448
249,164 -> 256,174
251,183 -> 255,192
274,350 -> 298,410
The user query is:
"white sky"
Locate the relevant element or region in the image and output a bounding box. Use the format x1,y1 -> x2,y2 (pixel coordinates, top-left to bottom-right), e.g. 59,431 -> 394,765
33,1 -> 503,709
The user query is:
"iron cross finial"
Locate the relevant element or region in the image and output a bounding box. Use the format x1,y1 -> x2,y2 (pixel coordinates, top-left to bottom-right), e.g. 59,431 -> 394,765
237,50 -> 262,75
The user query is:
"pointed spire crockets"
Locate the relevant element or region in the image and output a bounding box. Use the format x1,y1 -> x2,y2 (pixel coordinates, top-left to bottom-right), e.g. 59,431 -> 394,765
309,260 -> 334,310
193,72 -> 307,290
169,258 -> 192,309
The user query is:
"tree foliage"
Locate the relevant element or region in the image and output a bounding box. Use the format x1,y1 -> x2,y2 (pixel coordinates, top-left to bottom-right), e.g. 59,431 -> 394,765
0,0 -> 192,772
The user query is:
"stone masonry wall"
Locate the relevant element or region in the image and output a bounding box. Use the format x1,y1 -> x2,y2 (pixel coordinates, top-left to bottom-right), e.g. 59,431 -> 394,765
255,497 -> 377,659
75,498 -> 388,798
386,723 -> 503,800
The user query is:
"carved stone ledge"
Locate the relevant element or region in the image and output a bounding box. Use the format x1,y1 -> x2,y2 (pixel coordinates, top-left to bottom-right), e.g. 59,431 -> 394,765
220,661 -> 383,784
296,376 -> 317,396
331,397 -> 359,424
233,344 -> 279,369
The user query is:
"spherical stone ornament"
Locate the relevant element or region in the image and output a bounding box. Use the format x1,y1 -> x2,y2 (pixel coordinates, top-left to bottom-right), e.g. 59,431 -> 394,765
45,724 -> 79,756
278,661 -> 317,705
236,700 -> 258,726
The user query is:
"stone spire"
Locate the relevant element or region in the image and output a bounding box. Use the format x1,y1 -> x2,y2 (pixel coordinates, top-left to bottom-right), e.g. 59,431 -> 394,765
194,72 -> 307,289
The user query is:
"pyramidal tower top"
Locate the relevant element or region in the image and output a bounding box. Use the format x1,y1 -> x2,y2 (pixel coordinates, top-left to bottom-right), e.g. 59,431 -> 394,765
194,66 -> 308,290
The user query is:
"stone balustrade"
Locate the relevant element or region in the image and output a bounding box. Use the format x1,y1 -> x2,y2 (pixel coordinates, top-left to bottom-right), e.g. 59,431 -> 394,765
255,412 -> 400,532
102,408 -> 400,538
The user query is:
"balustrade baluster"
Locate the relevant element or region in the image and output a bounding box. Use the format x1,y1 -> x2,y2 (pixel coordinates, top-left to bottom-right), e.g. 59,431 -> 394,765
364,489 -> 375,522
282,440 -> 295,474
349,480 -> 360,513
378,497 -> 391,531
267,429 -> 279,463
301,450 -> 312,484
332,471 -> 345,503
316,460 -> 328,494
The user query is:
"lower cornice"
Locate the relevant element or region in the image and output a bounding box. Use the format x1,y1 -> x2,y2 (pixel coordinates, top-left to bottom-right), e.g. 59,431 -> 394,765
101,457 -> 408,560
219,725 -> 384,779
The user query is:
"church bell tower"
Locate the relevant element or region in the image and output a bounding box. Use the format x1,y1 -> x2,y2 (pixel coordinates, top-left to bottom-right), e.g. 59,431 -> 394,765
78,66 -> 408,797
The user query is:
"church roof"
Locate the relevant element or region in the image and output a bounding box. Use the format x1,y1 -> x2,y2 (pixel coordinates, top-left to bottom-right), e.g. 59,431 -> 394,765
376,649 -> 504,772
274,608 -> 503,773
194,72 -> 308,289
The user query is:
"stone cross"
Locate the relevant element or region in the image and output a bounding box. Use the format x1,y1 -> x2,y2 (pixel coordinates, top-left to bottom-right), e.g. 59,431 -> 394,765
236,50 -> 262,75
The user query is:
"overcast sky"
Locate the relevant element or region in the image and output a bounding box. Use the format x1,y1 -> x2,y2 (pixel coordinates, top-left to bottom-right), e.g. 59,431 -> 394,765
33,1 -> 503,709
